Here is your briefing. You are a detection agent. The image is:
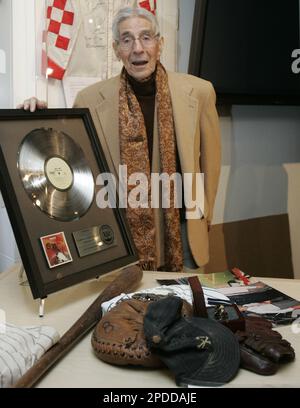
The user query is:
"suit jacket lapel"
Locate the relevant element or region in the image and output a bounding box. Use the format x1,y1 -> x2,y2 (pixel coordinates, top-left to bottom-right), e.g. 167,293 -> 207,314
93,73 -> 198,177
95,76 -> 120,174
168,73 -> 198,174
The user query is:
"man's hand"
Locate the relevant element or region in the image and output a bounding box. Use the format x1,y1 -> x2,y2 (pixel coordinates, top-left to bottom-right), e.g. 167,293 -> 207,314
17,97 -> 47,112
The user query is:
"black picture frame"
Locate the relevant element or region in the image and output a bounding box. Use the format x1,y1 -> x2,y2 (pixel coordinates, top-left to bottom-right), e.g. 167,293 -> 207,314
0,108 -> 138,300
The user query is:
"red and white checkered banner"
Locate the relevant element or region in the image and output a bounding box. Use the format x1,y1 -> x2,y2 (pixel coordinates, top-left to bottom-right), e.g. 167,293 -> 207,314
43,0 -> 79,80
43,0 -> 158,80
138,0 -> 157,15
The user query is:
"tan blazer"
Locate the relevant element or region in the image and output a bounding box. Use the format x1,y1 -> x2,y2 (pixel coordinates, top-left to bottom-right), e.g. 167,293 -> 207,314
74,71 -> 221,266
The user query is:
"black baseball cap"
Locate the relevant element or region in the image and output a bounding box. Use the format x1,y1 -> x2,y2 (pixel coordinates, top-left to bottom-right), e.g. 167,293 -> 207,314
144,296 -> 240,387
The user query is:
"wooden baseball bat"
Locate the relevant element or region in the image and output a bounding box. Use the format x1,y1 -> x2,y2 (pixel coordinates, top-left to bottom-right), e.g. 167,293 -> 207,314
13,264 -> 143,388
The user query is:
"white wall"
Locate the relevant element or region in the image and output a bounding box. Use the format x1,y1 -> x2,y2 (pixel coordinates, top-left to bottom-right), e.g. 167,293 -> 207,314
216,106 -> 300,224
216,107 -> 300,279
0,0 -> 12,107
178,0 -> 195,73
0,0 -> 21,271
12,0 -> 37,107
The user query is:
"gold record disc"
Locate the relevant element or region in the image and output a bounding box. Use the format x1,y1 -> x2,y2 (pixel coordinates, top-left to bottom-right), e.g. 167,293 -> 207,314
17,128 -> 95,221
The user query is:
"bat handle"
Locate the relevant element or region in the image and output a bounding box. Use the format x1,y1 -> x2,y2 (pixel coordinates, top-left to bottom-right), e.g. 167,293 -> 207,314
13,264 -> 143,388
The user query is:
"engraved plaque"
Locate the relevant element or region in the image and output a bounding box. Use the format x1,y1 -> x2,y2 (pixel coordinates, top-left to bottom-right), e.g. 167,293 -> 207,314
73,225 -> 116,258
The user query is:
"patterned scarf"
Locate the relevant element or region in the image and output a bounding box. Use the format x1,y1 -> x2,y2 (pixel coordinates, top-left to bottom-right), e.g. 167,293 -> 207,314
119,62 -> 183,271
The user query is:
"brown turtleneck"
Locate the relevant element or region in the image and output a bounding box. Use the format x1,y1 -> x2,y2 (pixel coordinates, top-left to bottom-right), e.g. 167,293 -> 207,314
127,73 -> 156,161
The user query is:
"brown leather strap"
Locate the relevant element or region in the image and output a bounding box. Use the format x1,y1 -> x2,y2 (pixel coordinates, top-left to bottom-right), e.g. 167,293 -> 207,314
187,276 -> 208,318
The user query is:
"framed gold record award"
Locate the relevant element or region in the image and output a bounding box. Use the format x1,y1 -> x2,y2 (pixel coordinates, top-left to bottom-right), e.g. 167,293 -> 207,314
0,109 -> 138,300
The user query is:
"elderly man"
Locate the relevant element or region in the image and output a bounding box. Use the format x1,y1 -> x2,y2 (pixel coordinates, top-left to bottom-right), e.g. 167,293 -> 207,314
20,7 -> 221,272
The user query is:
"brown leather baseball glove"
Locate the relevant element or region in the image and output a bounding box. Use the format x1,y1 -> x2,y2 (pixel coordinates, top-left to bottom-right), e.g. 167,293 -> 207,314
235,315 -> 295,375
91,295 -> 193,368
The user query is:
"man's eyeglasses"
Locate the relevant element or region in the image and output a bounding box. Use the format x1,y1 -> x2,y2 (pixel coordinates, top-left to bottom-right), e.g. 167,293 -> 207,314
118,33 -> 159,51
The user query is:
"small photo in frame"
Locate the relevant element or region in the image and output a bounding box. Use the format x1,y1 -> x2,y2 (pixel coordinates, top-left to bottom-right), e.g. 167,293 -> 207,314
40,232 -> 73,269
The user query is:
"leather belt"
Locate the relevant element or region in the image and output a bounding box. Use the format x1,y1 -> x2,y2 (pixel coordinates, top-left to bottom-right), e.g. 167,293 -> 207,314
187,276 -> 208,318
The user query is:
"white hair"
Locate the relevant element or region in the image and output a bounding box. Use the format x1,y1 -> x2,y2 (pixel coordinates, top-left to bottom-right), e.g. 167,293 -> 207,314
112,7 -> 160,42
